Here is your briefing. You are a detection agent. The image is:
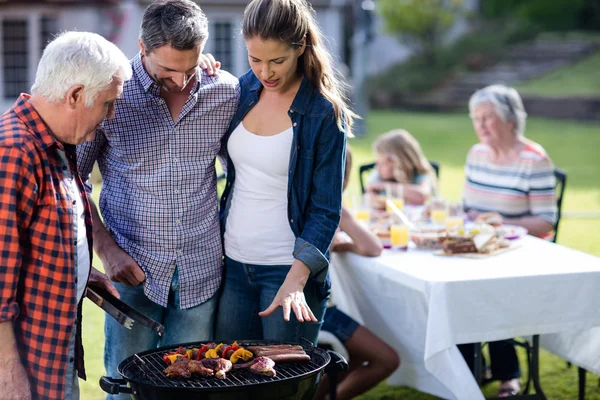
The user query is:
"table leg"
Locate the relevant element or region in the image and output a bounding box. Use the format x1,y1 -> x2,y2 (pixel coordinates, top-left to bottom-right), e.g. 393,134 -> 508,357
530,335 -> 547,400
474,343 -> 483,385
578,367 -> 587,400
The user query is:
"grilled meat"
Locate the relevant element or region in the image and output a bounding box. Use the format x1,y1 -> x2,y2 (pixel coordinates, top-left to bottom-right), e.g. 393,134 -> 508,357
188,360 -> 214,377
250,356 -> 276,377
233,356 -> 276,377
245,345 -> 310,363
164,358 -> 192,378
267,353 -> 310,363
201,357 -> 233,380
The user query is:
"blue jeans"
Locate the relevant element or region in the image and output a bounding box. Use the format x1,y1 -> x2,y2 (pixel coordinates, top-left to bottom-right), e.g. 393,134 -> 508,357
105,270 -> 217,400
215,257 -> 329,344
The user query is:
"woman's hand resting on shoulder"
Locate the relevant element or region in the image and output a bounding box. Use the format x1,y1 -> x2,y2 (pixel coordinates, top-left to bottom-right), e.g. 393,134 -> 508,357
199,53 -> 221,76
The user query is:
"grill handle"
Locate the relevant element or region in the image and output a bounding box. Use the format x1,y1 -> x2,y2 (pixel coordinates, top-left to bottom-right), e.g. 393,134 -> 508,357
326,350 -> 349,373
99,376 -> 134,395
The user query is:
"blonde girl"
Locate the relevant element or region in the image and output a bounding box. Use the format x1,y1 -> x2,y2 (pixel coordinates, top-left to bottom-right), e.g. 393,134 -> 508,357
367,129 -> 437,206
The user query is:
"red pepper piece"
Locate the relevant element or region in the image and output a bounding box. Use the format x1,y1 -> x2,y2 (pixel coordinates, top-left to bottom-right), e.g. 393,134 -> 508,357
196,345 -> 208,360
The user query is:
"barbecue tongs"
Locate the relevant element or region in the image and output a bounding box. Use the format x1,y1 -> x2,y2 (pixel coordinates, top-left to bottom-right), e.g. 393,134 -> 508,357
86,286 -> 165,336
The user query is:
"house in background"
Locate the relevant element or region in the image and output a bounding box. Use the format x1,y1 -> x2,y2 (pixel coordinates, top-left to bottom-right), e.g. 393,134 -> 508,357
0,0 -> 477,111
0,0 -> 346,111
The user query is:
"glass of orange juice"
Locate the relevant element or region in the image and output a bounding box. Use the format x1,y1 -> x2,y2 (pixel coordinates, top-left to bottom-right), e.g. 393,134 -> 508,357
385,183 -> 404,214
430,196 -> 447,225
390,214 -> 410,251
353,194 -> 371,224
445,202 -> 464,233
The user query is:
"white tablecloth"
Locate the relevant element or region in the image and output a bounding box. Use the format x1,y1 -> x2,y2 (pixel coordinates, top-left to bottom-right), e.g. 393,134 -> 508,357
329,236 -> 600,400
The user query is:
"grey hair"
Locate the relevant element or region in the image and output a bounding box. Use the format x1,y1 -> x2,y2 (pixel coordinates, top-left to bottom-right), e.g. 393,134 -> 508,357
31,31 -> 132,107
468,84 -> 528,137
140,0 -> 208,52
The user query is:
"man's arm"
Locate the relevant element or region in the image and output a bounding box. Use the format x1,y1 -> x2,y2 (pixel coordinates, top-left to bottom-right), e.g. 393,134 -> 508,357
77,130 -> 145,286
0,322 -> 31,400
0,147 -> 36,399
88,198 -> 145,286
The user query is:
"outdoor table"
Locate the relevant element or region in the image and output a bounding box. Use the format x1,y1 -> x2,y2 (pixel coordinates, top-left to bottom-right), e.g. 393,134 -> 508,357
329,235 -> 600,400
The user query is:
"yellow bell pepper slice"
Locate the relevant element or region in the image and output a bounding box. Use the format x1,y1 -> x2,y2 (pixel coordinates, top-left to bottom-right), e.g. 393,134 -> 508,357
230,348 -> 254,364
167,354 -> 183,364
204,349 -> 220,359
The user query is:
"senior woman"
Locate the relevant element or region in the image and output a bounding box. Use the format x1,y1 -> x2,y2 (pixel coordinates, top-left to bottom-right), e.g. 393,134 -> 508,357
459,84 -> 558,397
464,84 -> 557,238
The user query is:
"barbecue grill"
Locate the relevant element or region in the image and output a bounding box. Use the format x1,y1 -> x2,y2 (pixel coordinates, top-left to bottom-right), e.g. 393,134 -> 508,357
100,340 -> 347,400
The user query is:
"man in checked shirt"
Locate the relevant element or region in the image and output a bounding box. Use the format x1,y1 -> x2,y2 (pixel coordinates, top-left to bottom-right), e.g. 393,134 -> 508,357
0,32 -> 129,399
77,1 -> 238,394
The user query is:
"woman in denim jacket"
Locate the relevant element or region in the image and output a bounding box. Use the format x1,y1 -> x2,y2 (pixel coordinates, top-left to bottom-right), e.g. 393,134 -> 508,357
216,0 -> 356,344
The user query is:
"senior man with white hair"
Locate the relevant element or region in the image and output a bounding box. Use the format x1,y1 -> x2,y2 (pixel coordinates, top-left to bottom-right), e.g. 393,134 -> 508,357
0,31 -> 131,400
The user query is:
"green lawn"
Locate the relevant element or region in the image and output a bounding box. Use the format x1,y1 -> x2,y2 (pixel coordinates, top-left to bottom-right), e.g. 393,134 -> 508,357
80,110 -> 600,399
516,53 -> 600,97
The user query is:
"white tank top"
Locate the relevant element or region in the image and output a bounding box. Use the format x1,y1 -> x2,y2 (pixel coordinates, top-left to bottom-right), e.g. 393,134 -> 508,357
224,122 -> 296,265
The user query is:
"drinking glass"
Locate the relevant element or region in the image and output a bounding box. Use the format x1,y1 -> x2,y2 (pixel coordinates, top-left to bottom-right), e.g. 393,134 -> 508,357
389,214 -> 409,251
445,202 -> 464,233
385,183 -> 405,214
353,194 -> 371,224
430,196 -> 448,225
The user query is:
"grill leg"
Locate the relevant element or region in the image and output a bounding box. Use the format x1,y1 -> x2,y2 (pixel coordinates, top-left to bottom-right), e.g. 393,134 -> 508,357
325,351 -> 349,400
328,370 -> 338,400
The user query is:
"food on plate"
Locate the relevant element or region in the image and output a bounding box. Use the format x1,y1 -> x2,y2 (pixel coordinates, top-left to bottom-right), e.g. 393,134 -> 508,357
495,224 -> 528,240
474,212 -> 503,227
443,223 -> 509,254
410,225 -> 447,249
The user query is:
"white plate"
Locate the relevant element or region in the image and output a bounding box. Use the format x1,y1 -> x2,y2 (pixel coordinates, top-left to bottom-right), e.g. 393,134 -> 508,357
497,224 -> 528,240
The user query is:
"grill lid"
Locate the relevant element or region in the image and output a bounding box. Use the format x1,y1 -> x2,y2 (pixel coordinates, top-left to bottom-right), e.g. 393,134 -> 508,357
118,340 -> 330,390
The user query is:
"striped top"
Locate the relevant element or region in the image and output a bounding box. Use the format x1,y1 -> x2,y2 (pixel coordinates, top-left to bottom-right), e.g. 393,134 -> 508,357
463,142 -> 557,227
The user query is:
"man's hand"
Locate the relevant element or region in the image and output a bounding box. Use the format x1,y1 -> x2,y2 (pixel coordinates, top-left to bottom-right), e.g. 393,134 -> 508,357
103,246 -> 145,286
87,267 -> 120,298
0,357 -> 31,400
0,323 -> 31,400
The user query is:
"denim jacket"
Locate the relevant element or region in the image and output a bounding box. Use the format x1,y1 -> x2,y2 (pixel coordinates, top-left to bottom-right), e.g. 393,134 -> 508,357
220,70 -> 346,290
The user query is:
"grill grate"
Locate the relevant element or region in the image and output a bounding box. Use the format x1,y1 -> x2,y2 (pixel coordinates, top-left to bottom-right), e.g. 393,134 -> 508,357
120,340 -> 329,389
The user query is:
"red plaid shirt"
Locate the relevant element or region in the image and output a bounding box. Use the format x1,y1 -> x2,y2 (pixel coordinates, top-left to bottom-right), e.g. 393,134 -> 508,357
0,95 -> 92,399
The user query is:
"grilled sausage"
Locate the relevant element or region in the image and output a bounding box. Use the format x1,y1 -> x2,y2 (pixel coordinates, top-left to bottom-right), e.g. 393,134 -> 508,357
252,349 -> 307,357
266,353 -> 310,363
246,345 -> 303,353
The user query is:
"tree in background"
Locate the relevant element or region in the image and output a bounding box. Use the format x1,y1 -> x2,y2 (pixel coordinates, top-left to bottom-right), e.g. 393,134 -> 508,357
480,0 -> 599,32
378,0 -> 465,66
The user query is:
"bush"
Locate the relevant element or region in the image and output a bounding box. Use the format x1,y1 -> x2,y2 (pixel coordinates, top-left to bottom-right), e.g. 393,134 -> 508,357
481,0 -> 598,32
367,22 -> 539,106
